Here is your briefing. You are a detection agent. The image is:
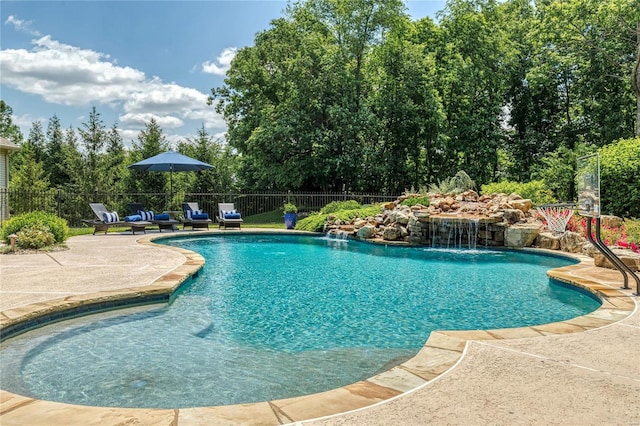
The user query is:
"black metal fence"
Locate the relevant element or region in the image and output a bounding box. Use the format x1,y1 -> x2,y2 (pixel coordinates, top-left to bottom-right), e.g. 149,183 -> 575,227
0,189 -> 396,227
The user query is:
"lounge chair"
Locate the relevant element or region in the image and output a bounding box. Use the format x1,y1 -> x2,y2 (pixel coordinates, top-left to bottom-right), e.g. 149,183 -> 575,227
127,203 -> 179,232
182,202 -> 212,230
217,203 -> 243,229
82,203 -> 151,235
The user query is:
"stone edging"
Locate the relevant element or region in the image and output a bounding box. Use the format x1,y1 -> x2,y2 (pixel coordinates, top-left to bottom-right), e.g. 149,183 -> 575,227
0,231 -> 636,425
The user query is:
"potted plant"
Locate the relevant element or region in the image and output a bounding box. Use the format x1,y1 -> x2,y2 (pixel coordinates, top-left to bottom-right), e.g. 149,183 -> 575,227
283,203 -> 298,229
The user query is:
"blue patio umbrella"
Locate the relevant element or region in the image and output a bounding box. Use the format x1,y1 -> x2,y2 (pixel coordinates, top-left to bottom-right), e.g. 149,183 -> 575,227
128,151 -> 213,194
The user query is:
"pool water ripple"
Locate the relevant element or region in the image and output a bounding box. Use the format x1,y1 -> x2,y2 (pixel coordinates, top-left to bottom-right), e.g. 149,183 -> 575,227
0,234 -> 600,409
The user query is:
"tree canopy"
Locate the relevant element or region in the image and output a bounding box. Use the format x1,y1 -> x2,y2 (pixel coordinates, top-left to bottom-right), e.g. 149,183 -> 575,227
211,0 -> 639,195
4,0 -> 639,210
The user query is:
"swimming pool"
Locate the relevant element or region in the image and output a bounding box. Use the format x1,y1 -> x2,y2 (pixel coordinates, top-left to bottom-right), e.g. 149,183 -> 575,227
0,234 -> 600,409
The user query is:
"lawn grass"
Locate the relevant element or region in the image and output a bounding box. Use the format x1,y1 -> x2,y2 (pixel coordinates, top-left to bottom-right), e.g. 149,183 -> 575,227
243,209 -> 286,229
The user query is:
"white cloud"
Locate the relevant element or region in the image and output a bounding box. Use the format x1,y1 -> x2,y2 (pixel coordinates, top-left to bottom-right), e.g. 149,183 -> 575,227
119,112 -> 184,129
201,47 -> 237,76
1,36 -> 146,106
5,15 -> 41,36
0,35 -> 226,135
13,113 -> 45,130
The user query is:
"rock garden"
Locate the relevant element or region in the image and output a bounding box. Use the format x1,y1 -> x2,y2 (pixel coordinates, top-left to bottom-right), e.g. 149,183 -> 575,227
320,191 -> 640,272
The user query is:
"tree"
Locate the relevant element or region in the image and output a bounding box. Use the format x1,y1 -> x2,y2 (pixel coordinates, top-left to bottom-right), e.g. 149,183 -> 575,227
78,107 -> 107,193
103,123 -> 128,193
435,0 -> 514,185
11,121 -> 47,182
211,0 -> 406,192
62,126 -> 84,191
0,100 -> 23,143
45,114 -> 68,188
8,143 -> 50,194
177,125 -> 239,193
366,19 -> 445,192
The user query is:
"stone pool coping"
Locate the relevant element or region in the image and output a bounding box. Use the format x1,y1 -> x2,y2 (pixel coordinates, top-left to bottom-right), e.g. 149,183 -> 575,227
0,230 -> 637,425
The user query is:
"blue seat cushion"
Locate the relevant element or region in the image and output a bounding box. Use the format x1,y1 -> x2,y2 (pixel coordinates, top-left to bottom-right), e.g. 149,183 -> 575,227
224,213 -> 241,219
124,214 -> 142,222
192,213 -> 209,220
154,213 -> 171,220
185,209 -> 202,220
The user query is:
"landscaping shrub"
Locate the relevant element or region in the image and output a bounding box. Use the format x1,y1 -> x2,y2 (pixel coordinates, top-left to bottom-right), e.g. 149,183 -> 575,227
429,170 -> 475,195
481,180 -> 556,205
16,225 -> 56,249
401,196 -> 430,207
297,204 -> 381,232
1,211 -> 69,245
320,200 -> 361,214
599,137 -> 640,218
623,218 -> 640,251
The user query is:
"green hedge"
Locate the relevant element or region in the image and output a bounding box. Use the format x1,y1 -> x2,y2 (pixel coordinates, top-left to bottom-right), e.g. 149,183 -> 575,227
1,211 -> 69,245
599,137 -> 640,218
297,204 -> 381,232
401,196 -> 430,207
480,180 -> 556,205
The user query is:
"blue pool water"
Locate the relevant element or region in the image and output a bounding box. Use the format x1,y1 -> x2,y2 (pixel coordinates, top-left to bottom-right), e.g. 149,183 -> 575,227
0,234 -> 600,409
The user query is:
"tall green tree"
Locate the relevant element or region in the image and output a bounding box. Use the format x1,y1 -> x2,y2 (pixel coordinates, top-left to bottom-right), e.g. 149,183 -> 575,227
45,114 -> 68,188
436,0 -> 515,186
103,123 -> 128,193
8,143 -> 50,194
211,0 -> 406,192
78,107 -> 107,193
177,125 -> 238,193
0,100 -> 23,143
62,126 -> 84,191
366,19 -> 445,192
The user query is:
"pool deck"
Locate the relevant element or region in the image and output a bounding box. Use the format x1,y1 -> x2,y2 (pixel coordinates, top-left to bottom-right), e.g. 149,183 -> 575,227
0,229 -> 638,425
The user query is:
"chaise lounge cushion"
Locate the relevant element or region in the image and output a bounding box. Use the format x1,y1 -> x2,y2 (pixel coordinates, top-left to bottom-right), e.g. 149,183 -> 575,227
224,213 -> 241,219
137,210 -> 155,221
185,209 -> 202,219
103,211 -> 119,223
192,213 -> 210,220
154,213 -> 171,220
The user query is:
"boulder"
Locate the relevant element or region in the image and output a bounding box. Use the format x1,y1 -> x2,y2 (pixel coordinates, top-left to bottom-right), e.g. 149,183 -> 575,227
356,225 -> 375,239
503,209 -> 525,224
510,199 -> 533,214
593,249 -> 640,271
394,211 -> 411,225
559,231 -> 586,253
382,201 -> 396,210
535,232 -> 561,250
600,215 -> 622,229
462,190 -> 480,202
504,225 -> 540,248
382,226 -> 401,241
413,210 -> 431,222
353,219 -> 368,228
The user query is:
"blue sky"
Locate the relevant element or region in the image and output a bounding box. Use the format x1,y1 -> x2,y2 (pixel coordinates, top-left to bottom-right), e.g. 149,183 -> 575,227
1,1 -> 445,148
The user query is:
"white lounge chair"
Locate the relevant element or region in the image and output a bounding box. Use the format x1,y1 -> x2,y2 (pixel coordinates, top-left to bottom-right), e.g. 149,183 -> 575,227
217,203 -> 243,229
182,202 -> 212,230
